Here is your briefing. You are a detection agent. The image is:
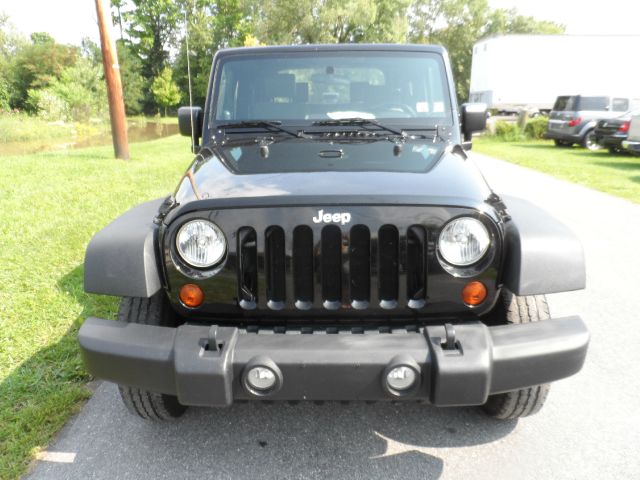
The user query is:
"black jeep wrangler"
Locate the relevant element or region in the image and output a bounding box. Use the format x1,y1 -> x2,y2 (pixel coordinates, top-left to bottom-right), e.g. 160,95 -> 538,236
79,44 -> 589,421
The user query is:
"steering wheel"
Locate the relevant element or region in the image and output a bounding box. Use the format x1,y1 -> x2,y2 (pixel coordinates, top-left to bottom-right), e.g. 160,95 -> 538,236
370,102 -> 417,117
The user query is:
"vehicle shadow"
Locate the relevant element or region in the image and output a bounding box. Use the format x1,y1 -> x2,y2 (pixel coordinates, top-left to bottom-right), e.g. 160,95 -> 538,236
1,265 -> 120,479
595,161 -> 640,172
26,266 -> 517,480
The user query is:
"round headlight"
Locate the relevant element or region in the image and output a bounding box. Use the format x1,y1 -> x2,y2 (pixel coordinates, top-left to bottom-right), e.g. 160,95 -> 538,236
176,220 -> 226,268
438,217 -> 490,266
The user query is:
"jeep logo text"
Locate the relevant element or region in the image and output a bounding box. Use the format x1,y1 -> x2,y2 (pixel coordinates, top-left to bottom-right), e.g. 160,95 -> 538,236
312,209 -> 351,225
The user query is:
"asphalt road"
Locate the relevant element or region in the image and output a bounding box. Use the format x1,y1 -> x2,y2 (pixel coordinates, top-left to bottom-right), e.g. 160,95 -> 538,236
26,152 -> 640,480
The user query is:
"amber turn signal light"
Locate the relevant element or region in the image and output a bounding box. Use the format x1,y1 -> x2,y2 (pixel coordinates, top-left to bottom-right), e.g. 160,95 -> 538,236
179,283 -> 204,308
462,281 -> 487,306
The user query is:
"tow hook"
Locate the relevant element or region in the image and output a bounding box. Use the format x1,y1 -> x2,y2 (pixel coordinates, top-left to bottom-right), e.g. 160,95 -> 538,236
443,323 -> 457,351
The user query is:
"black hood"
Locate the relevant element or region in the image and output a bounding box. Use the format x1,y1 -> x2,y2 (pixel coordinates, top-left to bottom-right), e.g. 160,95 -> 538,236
172,141 -> 493,211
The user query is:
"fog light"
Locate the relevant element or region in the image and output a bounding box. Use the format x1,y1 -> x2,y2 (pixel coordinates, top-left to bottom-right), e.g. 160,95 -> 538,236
386,366 -> 417,391
246,366 -> 277,392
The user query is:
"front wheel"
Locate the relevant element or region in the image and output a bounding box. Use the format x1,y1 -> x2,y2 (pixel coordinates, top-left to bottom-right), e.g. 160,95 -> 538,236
117,294 -> 187,421
582,130 -> 601,151
553,139 -> 571,147
481,290 -> 551,420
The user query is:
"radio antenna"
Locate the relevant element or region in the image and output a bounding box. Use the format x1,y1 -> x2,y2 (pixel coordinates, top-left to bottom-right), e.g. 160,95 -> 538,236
184,5 -> 196,151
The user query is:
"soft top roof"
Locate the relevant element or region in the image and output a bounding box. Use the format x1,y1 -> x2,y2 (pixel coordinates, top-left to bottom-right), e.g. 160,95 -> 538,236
216,43 -> 447,57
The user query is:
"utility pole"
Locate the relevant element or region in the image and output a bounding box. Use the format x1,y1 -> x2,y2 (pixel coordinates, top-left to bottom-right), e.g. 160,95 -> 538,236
95,0 -> 129,160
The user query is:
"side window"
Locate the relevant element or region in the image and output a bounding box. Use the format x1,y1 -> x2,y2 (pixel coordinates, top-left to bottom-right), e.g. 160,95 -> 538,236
612,98 -> 629,112
215,68 -> 233,120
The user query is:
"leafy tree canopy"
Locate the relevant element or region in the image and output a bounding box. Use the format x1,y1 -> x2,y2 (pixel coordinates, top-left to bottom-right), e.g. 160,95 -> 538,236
10,32 -> 78,110
151,66 -> 181,116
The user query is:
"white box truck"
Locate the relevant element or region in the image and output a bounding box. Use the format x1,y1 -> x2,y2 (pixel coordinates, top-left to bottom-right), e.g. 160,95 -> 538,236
469,35 -> 640,115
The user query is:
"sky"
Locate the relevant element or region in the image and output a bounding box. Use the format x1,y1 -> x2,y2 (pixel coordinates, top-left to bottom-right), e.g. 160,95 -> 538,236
1,0 -> 639,46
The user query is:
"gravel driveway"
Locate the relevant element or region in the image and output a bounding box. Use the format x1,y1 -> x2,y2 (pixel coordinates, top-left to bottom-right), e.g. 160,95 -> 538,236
25,152 -> 640,480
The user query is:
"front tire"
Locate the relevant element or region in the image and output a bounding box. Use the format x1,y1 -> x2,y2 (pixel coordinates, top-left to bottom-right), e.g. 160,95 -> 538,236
481,291 -> 551,420
117,295 -> 187,420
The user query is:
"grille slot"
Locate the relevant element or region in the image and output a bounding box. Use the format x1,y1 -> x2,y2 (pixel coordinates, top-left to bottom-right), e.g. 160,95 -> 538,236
265,226 -> 286,310
237,227 -> 258,309
321,225 -> 342,309
406,225 -> 427,308
293,226 -> 314,309
378,225 -> 399,309
349,225 -> 370,308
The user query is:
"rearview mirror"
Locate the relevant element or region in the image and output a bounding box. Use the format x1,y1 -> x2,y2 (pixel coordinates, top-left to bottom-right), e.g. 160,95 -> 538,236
178,106 -> 204,152
460,103 -> 488,149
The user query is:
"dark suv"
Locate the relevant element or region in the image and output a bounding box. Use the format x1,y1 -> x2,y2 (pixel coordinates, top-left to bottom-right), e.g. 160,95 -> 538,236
79,44 -> 588,422
547,95 -> 639,150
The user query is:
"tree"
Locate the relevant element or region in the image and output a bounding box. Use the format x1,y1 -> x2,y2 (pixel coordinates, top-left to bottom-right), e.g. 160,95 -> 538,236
151,66 -> 181,116
0,77 -> 9,111
174,0 -> 254,107
254,0 -> 379,44
118,0 -> 182,80
361,0 -> 411,43
0,13 -> 14,110
485,8 -> 564,37
116,0 -> 182,112
117,40 -> 145,114
10,32 -> 78,110
27,57 -> 107,121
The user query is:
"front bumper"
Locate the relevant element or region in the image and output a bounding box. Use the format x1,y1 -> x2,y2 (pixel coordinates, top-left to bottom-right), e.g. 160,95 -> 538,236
79,316 -> 589,407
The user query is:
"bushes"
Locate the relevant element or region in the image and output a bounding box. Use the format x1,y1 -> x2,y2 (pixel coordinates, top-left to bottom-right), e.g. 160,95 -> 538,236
25,58 -> 106,122
524,116 -> 549,139
494,121 -> 523,141
0,78 -> 10,111
492,116 -> 548,142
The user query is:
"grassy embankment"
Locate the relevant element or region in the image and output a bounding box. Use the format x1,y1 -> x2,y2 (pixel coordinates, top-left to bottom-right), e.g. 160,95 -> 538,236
474,137 -> 640,203
0,135 -> 191,479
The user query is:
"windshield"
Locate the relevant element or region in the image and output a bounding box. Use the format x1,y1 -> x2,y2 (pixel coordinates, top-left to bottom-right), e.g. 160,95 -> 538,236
211,51 -> 452,127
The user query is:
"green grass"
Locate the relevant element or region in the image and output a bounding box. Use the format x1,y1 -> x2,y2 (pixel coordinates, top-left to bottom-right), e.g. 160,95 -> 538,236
474,137 -> 640,203
0,135 -> 192,479
0,113 -> 75,143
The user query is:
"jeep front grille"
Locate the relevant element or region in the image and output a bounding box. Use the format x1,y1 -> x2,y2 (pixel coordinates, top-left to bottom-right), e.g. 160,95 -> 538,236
236,225 -> 428,311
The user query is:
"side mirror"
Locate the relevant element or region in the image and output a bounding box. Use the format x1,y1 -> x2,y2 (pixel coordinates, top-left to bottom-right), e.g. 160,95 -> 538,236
178,106 -> 204,152
460,103 -> 488,149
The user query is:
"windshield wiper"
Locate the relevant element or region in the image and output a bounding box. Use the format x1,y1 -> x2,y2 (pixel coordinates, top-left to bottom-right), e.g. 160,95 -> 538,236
217,120 -> 299,137
311,118 -> 406,137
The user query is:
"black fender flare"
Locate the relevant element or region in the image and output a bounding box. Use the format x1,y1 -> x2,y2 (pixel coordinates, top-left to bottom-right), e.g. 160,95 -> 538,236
84,198 -> 164,298
502,196 -> 585,296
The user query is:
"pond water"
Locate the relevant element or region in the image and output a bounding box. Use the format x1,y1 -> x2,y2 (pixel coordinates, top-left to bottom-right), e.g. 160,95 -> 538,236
1,121 -> 180,157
